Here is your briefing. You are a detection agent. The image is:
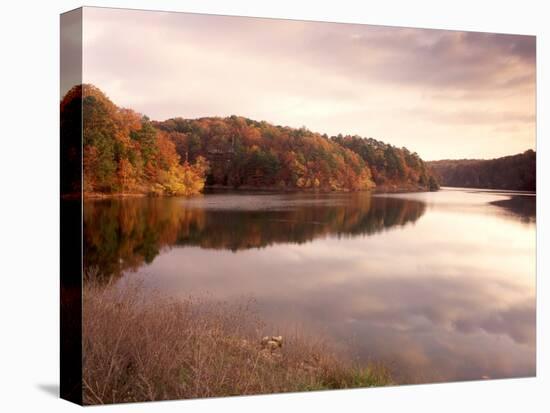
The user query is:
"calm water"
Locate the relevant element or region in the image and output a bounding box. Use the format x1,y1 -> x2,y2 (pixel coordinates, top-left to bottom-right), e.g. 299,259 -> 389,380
84,188 -> 536,384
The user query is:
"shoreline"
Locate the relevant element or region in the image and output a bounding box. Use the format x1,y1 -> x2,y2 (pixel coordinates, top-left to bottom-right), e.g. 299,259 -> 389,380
75,185 -> 537,202
77,184 -> 436,200
439,185 -> 536,194
83,281 -> 392,404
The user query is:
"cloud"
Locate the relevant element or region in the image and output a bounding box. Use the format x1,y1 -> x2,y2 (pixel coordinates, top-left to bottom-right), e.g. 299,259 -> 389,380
453,300 -> 535,345
302,27 -> 535,92
80,7 -> 536,160
407,108 -> 536,126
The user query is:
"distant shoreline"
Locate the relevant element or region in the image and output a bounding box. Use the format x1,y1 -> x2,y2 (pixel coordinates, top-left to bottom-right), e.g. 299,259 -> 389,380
427,150 -> 535,192
439,185 -> 536,195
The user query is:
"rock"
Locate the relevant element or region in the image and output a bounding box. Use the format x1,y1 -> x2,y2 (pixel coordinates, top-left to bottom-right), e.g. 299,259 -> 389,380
260,335 -> 283,351
266,340 -> 279,351
271,336 -> 283,346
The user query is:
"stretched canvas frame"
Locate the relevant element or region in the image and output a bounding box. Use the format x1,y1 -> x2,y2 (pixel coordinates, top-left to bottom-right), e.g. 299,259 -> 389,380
60,6 -> 536,406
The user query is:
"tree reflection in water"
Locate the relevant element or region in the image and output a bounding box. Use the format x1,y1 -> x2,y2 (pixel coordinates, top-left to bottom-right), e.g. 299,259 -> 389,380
84,192 -> 426,280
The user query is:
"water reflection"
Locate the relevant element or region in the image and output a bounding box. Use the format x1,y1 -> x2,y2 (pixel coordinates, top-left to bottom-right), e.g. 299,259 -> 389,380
83,189 -> 536,384
490,196 -> 536,224
84,192 -> 426,278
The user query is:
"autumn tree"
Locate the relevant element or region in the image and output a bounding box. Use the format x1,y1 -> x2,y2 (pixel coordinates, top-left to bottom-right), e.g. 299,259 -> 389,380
62,84 -> 210,197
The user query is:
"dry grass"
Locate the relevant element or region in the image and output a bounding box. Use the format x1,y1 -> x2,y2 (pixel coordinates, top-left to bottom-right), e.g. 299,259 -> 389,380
83,279 -> 391,405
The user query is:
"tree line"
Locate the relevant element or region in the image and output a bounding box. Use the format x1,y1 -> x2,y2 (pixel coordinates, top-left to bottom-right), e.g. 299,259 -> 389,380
428,150 -> 536,191
61,84 -> 440,196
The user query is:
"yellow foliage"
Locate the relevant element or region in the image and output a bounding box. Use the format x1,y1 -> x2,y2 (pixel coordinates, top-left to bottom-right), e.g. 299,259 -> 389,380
158,158 -> 209,197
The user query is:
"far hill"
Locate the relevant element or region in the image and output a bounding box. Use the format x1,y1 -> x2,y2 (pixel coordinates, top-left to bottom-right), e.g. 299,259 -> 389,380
428,150 -> 536,191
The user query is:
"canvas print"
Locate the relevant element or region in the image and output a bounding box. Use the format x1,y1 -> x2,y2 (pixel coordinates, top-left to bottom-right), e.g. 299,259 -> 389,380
60,7 -> 536,405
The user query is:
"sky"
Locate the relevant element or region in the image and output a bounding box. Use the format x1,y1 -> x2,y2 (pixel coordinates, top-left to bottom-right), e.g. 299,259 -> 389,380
78,7 -> 536,161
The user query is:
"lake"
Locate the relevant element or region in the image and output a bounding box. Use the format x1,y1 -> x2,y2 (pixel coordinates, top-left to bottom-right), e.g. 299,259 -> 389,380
83,188 -> 536,384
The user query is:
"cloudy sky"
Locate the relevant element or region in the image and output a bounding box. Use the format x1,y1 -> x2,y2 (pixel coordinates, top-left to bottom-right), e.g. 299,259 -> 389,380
79,7 -> 536,161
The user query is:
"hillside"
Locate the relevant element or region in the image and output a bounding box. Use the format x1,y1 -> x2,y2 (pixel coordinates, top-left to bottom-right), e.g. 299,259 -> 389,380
61,84 -> 439,196
155,118 -> 439,192
428,150 -> 536,191
332,135 -> 439,191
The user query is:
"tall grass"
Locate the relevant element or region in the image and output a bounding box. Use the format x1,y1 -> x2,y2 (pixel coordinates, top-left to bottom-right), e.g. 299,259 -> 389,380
83,279 -> 391,404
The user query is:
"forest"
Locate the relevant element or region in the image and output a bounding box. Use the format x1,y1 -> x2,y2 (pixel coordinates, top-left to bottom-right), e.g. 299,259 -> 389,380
332,135 -> 439,191
61,84 -> 439,196
428,150 -> 536,191
156,117 -> 439,193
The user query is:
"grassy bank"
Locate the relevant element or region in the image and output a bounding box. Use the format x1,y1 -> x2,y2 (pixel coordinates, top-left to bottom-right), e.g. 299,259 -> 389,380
83,281 -> 391,404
